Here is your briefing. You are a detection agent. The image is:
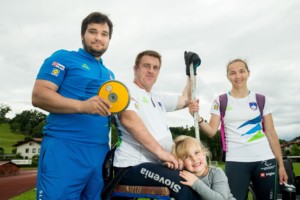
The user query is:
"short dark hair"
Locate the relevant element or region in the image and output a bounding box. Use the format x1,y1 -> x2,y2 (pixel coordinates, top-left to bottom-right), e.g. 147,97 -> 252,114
135,50 -> 162,67
81,12 -> 113,39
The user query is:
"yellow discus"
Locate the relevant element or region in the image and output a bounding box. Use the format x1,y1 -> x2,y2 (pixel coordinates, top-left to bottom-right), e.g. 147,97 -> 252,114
98,80 -> 130,114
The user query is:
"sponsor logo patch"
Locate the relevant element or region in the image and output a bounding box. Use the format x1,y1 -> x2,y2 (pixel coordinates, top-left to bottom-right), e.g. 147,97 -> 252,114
52,61 -> 65,70
213,100 -> 219,110
82,63 -> 90,70
51,68 -> 60,76
260,172 -> 275,178
143,96 -> 149,104
260,172 -> 266,178
261,160 -> 276,171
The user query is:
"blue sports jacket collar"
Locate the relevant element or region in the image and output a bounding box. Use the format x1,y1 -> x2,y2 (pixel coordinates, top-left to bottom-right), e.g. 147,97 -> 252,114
78,48 -> 103,64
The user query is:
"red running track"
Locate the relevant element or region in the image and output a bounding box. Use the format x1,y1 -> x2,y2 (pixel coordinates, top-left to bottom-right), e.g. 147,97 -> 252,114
0,169 -> 37,200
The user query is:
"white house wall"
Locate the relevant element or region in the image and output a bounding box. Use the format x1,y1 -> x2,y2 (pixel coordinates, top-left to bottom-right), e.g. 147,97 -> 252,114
16,141 -> 41,159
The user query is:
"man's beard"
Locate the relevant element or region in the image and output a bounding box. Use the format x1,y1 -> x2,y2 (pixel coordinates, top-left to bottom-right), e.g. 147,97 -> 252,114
82,39 -> 107,58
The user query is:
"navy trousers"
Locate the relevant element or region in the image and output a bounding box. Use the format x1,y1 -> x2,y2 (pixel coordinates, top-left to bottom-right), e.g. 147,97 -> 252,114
115,162 -> 199,200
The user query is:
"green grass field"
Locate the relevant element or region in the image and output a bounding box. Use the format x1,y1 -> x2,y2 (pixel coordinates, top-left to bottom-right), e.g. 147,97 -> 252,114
294,162 -> 300,176
0,123 -> 25,154
11,189 -> 36,200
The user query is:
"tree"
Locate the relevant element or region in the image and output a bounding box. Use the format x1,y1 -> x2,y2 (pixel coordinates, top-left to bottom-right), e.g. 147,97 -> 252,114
110,123 -> 119,147
0,147 -> 4,155
289,144 -> 300,156
0,103 -> 11,124
32,121 -> 45,138
9,109 -> 46,135
284,149 -> 291,156
31,154 -> 39,167
170,126 -> 190,138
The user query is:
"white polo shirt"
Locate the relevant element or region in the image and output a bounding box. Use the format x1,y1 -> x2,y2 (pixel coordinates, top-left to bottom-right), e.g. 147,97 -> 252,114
113,82 -> 177,167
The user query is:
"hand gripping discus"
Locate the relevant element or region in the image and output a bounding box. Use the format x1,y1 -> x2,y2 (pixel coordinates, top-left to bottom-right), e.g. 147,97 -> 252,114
184,51 -> 201,140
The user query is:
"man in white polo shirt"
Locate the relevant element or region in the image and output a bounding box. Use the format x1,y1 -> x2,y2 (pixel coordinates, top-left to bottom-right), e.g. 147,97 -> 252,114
113,50 -> 200,200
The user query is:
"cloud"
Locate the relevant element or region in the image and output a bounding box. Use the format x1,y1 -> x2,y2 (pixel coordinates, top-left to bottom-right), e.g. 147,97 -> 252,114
1,0 -> 299,141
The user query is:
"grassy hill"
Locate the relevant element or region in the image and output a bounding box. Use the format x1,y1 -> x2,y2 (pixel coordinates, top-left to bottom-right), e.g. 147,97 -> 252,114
0,123 -> 25,154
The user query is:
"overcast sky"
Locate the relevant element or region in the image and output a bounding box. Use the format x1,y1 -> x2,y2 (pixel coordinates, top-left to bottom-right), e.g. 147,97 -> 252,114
1,0 -> 299,141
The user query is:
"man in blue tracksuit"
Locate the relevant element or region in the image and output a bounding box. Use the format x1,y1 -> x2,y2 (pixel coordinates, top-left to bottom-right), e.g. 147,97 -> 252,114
32,12 -> 114,200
